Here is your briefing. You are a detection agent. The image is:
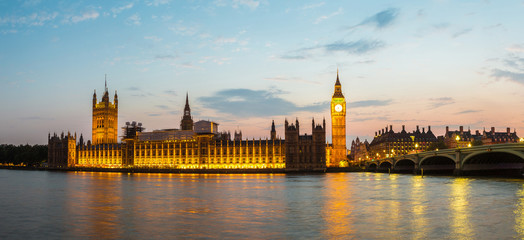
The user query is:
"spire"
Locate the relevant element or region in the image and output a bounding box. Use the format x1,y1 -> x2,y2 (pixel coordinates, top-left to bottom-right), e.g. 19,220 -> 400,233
105,74 -> 108,92
332,70 -> 344,98
270,120 -> 276,140
335,68 -> 341,86
184,92 -> 191,116
181,92 -> 193,130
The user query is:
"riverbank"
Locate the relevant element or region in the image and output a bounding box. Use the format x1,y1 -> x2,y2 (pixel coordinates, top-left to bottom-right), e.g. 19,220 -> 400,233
0,165 -> 364,174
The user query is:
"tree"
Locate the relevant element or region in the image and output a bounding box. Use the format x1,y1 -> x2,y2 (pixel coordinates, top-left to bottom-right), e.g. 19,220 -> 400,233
0,144 -> 47,166
472,139 -> 483,146
427,140 -> 447,151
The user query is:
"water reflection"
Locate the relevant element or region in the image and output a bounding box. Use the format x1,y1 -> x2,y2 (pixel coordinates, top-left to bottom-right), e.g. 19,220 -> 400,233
321,173 -> 354,238
3,170 -> 524,239
409,176 -> 428,239
515,186 -> 524,238
450,178 -> 473,239
65,172 -> 124,239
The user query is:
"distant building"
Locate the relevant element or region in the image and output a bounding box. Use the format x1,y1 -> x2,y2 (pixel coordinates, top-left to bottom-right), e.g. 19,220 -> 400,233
443,126 -> 519,148
48,132 -> 76,168
443,126 -> 479,148
194,120 -> 219,134
482,127 -> 519,145
51,82 -> 327,170
285,118 -> 326,171
350,137 -> 369,164
369,125 -> 437,159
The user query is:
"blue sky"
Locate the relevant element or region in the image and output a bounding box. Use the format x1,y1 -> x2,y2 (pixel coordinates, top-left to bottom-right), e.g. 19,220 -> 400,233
1,0 -> 524,145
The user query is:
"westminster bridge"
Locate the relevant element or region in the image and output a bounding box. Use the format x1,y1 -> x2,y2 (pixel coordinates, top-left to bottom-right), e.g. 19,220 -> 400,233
365,143 -> 524,176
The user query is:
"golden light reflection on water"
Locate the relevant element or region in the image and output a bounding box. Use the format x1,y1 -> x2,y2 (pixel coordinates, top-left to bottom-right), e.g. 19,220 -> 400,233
450,178 -> 473,239
515,185 -> 524,238
66,171 -> 124,239
321,173 -> 354,238
409,176 -> 428,240
385,174 -> 401,230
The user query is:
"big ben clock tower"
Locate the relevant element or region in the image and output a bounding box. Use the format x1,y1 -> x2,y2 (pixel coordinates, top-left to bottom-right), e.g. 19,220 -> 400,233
330,70 -> 346,167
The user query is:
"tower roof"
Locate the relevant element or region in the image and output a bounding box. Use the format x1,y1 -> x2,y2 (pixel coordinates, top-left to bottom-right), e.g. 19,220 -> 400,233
332,70 -> 344,98
335,69 -> 341,86
184,92 -> 191,113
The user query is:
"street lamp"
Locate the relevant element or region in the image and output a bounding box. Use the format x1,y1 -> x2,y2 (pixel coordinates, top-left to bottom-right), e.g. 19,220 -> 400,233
455,135 -> 461,148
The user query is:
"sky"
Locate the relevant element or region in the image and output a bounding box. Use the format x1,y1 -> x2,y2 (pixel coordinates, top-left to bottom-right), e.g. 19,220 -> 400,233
1,0 -> 524,145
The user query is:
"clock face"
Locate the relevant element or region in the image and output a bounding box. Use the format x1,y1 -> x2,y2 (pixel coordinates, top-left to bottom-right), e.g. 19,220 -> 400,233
335,104 -> 342,112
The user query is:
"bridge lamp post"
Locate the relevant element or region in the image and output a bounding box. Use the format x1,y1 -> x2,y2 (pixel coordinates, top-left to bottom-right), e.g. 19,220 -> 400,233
415,143 -> 419,153
455,135 -> 461,148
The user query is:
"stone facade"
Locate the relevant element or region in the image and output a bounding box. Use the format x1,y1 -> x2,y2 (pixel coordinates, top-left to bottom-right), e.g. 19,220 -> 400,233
369,125 -> 437,160
284,118 -> 326,171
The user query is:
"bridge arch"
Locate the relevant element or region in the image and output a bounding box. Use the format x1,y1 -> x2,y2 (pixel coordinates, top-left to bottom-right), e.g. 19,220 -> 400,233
377,161 -> 392,172
419,155 -> 456,173
393,159 -> 416,172
462,149 -> 524,165
461,150 -> 524,175
367,162 -> 377,171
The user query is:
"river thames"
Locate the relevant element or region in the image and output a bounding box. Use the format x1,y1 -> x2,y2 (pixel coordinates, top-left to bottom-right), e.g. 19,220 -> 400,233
1,169 -> 523,239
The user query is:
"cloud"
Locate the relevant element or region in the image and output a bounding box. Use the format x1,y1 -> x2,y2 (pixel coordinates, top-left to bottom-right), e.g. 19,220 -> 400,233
233,0 -> 260,9
155,54 -> 177,60
215,0 -> 260,9
148,113 -> 162,116
350,116 -> 389,123
428,97 -> 455,109
156,105 -> 169,110
351,8 -> 399,29
111,3 -> 134,17
490,53 -> 524,84
22,0 -> 41,7
164,90 -> 177,96
456,110 -> 481,114
506,44 -> 524,53
280,39 -> 384,60
127,86 -> 141,91
314,8 -> 343,24
279,54 -> 309,60
452,28 -> 473,38
302,2 -> 325,10
213,57 -> 231,65
350,99 -> 392,108
126,14 -> 141,25
146,0 -> 171,6
144,36 -> 162,42
169,21 -> 198,36
214,37 -> 237,45
0,12 -> 58,27
70,11 -> 99,23
491,69 -> 524,84
19,116 -> 54,121
264,76 -> 320,84
324,40 -> 384,54
199,88 -> 328,117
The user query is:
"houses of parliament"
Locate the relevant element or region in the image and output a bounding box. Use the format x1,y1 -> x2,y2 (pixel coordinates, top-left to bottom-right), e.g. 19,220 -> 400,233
48,73 -> 348,170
